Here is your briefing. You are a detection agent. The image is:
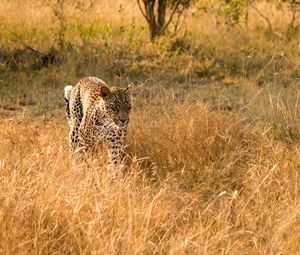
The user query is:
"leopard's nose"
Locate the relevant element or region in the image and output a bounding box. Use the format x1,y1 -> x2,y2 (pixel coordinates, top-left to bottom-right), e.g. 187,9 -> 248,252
119,118 -> 127,123
118,111 -> 128,124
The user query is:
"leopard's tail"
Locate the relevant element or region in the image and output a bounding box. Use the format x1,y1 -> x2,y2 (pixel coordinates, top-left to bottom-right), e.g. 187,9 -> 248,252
64,85 -> 73,125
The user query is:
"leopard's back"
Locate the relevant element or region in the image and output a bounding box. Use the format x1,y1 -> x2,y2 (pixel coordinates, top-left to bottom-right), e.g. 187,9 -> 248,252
69,77 -> 107,122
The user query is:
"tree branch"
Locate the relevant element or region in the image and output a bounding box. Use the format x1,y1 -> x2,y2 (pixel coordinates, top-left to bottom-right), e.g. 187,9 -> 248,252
249,1 -> 272,33
137,0 -> 150,22
173,5 -> 185,36
161,1 -> 181,34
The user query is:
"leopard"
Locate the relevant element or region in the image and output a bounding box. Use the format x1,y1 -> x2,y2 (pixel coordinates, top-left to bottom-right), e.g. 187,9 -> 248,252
64,76 -> 132,176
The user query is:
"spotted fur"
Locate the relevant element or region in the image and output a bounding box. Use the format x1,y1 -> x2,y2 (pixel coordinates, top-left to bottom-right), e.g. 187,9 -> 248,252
64,77 -> 131,176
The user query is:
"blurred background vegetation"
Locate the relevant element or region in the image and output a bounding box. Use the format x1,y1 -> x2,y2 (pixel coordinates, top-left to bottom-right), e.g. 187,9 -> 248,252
0,0 -> 299,143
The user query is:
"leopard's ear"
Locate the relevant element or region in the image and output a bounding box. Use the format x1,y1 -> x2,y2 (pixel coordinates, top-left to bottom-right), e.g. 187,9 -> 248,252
125,84 -> 131,93
100,85 -> 111,99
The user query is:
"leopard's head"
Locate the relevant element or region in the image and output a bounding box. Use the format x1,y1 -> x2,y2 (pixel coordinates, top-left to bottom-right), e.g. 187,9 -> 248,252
100,85 -> 132,127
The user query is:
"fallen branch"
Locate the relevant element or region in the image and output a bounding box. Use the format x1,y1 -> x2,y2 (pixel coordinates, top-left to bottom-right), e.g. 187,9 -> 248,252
0,45 -> 61,69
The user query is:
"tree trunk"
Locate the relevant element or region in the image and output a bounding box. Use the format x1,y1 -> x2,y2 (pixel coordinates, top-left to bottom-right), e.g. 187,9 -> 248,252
158,0 -> 166,28
139,0 -> 181,41
143,0 -> 167,41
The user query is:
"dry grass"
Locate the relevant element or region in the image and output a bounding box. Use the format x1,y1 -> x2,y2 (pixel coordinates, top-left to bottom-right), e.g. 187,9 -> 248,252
0,101 -> 299,254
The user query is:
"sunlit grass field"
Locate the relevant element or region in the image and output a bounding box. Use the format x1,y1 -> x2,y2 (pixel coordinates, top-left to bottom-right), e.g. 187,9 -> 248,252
0,0 -> 299,254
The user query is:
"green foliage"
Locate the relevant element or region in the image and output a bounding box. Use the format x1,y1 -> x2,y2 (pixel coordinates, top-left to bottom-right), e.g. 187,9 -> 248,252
221,0 -> 247,26
47,0 -> 68,48
46,0 -> 95,48
197,0 -> 247,26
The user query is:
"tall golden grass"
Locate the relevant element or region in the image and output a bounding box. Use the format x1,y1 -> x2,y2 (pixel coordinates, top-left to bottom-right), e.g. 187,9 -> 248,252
0,101 -> 299,254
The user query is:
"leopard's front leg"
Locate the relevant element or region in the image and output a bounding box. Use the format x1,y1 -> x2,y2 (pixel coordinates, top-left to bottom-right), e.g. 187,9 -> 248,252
71,116 -> 94,166
106,129 -> 126,178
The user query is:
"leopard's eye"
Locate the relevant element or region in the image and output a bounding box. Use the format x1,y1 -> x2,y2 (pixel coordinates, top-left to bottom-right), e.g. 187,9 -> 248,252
111,105 -> 119,111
